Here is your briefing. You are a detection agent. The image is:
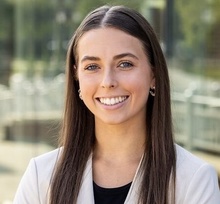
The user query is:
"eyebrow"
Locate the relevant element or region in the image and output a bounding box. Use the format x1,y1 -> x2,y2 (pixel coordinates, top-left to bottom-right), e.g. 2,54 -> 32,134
80,56 -> 100,63
113,53 -> 139,60
80,52 -> 139,63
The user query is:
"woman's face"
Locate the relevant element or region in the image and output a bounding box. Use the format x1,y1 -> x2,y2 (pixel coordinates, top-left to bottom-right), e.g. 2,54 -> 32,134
76,27 -> 155,126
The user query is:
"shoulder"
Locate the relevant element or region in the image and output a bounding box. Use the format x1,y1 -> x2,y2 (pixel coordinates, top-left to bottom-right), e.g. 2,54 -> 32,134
175,144 -> 208,171
13,148 -> 62,204
33,147 -> 62,170
175,144 -> 220,203
175,143 -> 216,182
31,147 -> 63,186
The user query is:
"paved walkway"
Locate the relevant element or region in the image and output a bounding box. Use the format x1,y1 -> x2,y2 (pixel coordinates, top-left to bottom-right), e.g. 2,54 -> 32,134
0,141 -> 54,204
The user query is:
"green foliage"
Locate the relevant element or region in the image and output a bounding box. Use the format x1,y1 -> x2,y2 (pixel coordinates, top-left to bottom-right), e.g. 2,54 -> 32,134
175,0 -> 220,58
175,0 -> 209,55
0,0 -> 14,85
74,0 -> 143,24
11,0 -> 143,61
211,0 -> 220,20
0,0 -> 13,47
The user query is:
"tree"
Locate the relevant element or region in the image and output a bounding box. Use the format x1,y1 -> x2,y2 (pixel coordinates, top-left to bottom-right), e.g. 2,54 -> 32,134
175,0 -> 220,78
73,0 -> 143,26
176,0 -> 220,59
0,0 -> 14,86
175,0 -> 210,58
0,0 -> 144,79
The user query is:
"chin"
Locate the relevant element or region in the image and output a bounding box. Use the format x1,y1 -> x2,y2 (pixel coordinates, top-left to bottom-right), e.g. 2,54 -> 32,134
96,117 -> 128,126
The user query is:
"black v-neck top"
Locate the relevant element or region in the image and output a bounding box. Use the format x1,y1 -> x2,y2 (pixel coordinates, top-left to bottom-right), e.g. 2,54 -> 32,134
93,181 -> 132,204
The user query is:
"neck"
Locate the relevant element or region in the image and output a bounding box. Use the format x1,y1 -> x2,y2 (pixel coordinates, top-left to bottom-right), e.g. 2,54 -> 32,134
93,120 -> 147,163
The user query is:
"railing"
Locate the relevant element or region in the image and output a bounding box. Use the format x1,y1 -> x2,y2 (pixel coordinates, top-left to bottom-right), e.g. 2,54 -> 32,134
0,74 -> 65,141
1,76 -> 220,154
172,90 -> 220,153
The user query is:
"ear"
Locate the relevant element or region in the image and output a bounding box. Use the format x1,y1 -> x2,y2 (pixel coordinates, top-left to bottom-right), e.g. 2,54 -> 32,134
150,75 -> 155,88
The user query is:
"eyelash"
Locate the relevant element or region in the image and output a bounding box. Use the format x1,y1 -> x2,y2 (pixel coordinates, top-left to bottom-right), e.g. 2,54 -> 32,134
84,61 -> 134,71
84,64 -> 99,71
118,61 -> 134,69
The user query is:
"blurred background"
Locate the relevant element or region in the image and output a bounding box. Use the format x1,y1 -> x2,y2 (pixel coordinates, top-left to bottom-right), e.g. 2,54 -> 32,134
0,0 -> 219,202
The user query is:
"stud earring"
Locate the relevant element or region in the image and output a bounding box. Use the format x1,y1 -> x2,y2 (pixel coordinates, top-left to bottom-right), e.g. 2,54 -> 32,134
149,86 -> 155,97
78,89 -> 83,100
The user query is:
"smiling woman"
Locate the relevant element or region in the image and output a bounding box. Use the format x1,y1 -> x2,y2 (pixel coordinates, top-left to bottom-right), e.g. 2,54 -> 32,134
77,27 -> 153,125
13,5 -> 220,204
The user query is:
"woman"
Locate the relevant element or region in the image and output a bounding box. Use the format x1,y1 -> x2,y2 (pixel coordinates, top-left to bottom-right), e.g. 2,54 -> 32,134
14,5 -> 220,204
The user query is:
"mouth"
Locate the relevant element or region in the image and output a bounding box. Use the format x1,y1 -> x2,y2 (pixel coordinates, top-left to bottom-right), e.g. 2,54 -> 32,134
97,96 -> 129,106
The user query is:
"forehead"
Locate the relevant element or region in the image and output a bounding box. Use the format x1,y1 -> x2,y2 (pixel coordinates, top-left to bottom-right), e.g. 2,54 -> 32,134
76,27 -> 146,59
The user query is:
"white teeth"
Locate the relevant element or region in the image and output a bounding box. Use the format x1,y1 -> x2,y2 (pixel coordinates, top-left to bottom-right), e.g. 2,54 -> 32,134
106,98 -> 110,104
110,98 -> 114,104
99,96 -> 127,105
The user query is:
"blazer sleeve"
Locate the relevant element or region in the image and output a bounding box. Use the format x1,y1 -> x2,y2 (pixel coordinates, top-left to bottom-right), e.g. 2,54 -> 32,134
183,163 -> 220,204
13,159 -> 41,204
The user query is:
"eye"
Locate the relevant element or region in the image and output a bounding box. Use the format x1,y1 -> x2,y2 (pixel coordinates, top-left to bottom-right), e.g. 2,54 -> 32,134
84,64 -> 99,71
118,61 -> 133,69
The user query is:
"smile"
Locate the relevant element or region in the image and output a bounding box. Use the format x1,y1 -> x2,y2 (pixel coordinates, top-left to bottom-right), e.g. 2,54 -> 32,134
98,96 -> 128,106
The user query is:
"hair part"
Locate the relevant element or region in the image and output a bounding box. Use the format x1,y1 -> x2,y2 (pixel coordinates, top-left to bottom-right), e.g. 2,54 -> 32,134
50,5 -> 176,204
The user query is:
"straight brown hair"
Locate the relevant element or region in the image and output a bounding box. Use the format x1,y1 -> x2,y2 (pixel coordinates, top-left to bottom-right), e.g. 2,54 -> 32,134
50,5 -> 176,204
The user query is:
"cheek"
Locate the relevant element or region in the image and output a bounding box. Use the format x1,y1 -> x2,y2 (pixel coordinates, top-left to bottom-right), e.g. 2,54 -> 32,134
79,78 -> 90,91
128,72 -> 152,89
78,76 -> 97,98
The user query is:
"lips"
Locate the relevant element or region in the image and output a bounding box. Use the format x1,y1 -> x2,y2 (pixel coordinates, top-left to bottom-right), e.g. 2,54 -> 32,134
98,96 -> 128,105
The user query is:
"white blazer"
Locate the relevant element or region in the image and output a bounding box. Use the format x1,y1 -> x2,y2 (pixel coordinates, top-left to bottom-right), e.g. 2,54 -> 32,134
13,144 -> 220,204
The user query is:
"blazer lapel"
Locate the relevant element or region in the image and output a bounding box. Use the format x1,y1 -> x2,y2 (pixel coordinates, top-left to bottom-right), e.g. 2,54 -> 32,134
77,155 -> 94,204
77,154 -> 144,204
124,154 -> 144,204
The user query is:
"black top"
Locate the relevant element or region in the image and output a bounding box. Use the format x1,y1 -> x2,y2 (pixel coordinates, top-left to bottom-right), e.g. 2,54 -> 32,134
93,181 -> 132,204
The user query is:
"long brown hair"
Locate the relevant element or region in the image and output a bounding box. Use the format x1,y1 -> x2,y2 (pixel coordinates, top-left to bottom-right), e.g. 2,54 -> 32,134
50,5 -> 176,204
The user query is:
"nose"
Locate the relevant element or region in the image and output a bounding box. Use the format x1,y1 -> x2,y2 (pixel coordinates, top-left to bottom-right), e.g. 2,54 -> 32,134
101,69 -> 117,88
